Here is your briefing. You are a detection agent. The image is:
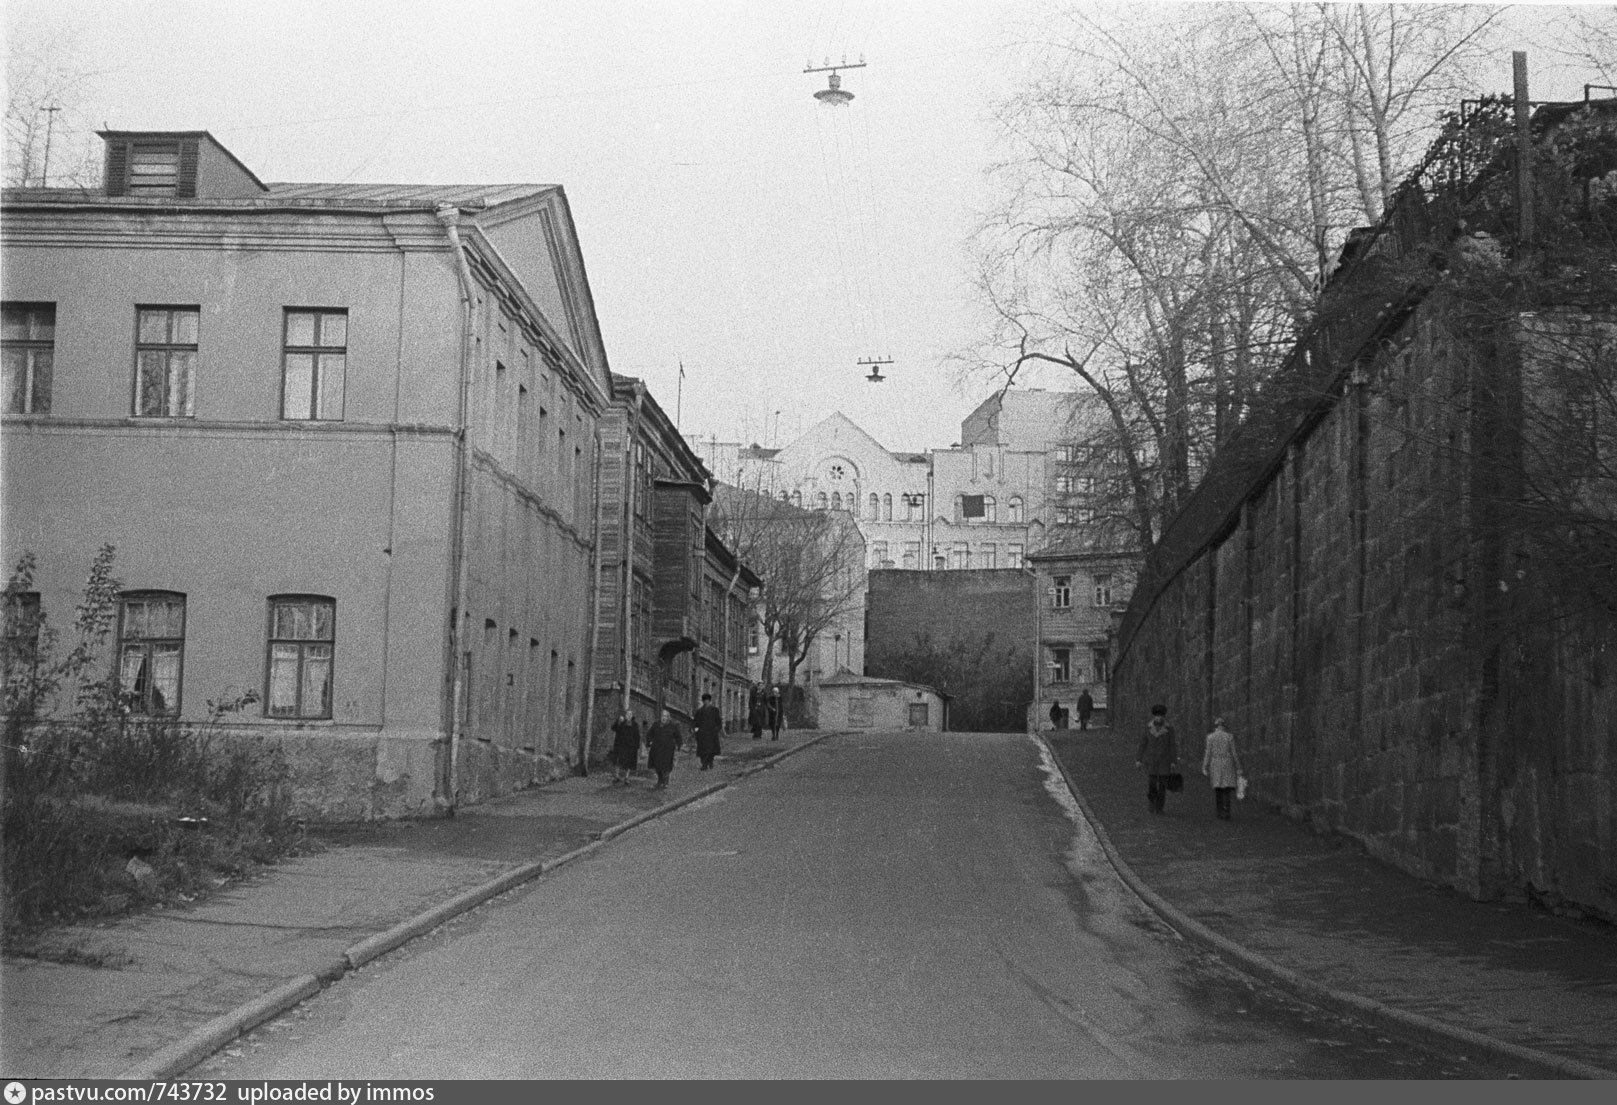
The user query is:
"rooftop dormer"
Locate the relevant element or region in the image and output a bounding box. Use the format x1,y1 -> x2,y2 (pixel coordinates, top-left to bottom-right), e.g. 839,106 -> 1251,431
98,130 -> 269,199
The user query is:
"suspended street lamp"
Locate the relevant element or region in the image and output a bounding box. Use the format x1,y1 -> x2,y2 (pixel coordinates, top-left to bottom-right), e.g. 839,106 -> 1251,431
805,56 -> 865,106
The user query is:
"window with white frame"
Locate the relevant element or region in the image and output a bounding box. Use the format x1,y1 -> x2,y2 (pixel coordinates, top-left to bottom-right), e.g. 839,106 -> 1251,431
1008,496 -> 1024,523
1006,543 -> 1024,569
872,541 -> 889,568
882,493 -> 893,521
1092,646 -> 1111,684
950,543 -> 970,569
266,596 -> 335,719
2,303 -> 54,414
282,309 -> 347,420
1051,575 -> 1072,608
118,592 -> 186,714
1048,646 -> 1071,684
902,542 -> 920,569
134,307 -> 198,417
1094,573 -> 1113,606
980,543 -> 997,569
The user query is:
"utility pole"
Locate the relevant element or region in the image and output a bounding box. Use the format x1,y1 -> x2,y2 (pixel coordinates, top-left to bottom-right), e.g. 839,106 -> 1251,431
40,105 -> 60,187
1513,52 -> 1535,247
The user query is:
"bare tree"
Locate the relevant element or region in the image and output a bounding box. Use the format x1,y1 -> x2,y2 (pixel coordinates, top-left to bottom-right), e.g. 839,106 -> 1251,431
971,2 -> 1503,551
708,485 -> 865,689
4,22 -> 104,189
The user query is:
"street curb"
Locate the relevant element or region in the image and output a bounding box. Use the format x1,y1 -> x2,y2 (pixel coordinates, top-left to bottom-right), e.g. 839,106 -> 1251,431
113,730 -> 839,1080
117,975 -> 322,1081
1036,734 -> 1617,1081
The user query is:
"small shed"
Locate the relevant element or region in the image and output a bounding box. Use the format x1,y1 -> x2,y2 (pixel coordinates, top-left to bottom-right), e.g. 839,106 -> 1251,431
816,671 -> 949,732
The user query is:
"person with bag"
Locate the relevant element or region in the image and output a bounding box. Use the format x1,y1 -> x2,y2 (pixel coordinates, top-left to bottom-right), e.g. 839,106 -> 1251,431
1201,716 -> 1243,821
646,707 -> 683,790
609,709 -> 641,785
1135,703 -> 1180,815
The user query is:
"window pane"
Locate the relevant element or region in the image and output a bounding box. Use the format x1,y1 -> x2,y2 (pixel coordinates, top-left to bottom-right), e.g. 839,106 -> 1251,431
152,644 -> 181,713
316,354 -> 344,419
138,310 -> 169,344
170,311 -> 199,345
1,308 -> 28,341
158,599 -> 185,638
31,312 -> 53,341
311,601 -> 333,640
283,354 -> 313,419
136,351 -> 167,414
3,349 -> 24,413
318,313 -> 346,347
286,312 -> 317,347
123,601 -> 149,639
119,644 -> 147,697
30,351 -> 51,414
267,644 -> 300,715
168,351 -> 195,416
302,644 -> 331,716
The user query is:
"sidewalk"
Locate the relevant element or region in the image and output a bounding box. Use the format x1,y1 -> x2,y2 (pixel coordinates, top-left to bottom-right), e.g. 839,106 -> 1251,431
1044,727 -> 1617,1079
0,729 -> 833,1079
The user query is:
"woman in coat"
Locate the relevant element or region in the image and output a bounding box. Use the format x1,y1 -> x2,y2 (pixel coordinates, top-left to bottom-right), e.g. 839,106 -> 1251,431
609,710 -> 641,785
645,708 -> 683,790
1135,703 -> 1179,815
1201,716 -> 1243,821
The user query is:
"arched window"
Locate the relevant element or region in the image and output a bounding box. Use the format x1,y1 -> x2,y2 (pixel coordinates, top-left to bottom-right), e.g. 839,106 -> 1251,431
983,496 -> 997,523
791,490 -> 802,508
883,494 -> 892,521
778,490 -> 789,502
816,491 -> 828,510
869,493 -> 879,519
1008,496 -> 1024,523
831,492 -> 842,512
117,591 -> 186,715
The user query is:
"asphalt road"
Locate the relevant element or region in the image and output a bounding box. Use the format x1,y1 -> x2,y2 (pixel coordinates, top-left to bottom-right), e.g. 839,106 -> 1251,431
201,732 -> 1493,1078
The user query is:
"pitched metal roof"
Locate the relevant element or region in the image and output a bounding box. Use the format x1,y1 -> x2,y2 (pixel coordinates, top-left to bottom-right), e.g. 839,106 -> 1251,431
264,182 -> 556,208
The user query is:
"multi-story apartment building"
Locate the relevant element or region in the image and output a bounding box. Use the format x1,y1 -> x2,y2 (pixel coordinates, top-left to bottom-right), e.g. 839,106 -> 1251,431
1,130 -> 612,817
1027,540 -> 1136,725
590,375 -> 757,745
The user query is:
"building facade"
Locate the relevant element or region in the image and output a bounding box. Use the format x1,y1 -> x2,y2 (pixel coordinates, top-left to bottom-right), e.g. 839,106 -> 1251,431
1026,542 -> 1136,728
1,131 -> 612,818
589,374 -> 758,746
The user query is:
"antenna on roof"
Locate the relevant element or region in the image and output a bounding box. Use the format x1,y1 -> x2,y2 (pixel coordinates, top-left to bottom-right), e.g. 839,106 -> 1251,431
858,356 -> 894,383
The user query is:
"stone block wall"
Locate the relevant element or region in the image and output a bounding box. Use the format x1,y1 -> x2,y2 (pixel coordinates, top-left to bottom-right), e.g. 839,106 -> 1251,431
1113,299 -> 1616,918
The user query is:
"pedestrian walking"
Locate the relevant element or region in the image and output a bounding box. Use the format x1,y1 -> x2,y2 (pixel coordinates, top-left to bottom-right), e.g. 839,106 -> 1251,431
646,707 -> 682,790
748,695 -> 767,741
694,692 -> 723,770
1049,700 -> 1066,730
1201,716 -> 1243,821
609,709 -> 641,785
1135,703 -> 1180,815
1076,689 -> 1094,731
768,686 -> 783,740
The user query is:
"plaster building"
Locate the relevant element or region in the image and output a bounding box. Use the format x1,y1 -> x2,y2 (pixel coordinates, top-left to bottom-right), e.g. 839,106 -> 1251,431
696,388 -> 1104,576
589,375 -> 759,750
1026,540 -> 1136,729
1,130 -> 613,818
814,672 -> 949,732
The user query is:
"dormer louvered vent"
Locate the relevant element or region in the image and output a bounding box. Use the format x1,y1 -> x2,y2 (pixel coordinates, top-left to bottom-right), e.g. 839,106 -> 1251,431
98,130 -> 268,199
104,138 -> 199,198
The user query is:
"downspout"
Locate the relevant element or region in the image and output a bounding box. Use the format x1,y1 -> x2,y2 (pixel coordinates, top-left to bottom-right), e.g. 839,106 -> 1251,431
622,384 -> 644,714
579,428 -> 605,775
437,204 -> 477,813
720,563 -> 742,728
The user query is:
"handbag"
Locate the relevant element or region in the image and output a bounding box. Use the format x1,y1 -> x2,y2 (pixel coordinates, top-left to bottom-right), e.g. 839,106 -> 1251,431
1237,775 -> 1248,801
1164,772 -> 1184,793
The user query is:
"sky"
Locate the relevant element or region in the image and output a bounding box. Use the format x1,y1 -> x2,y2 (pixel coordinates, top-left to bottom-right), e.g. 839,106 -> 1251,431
4,1 -> 1612,455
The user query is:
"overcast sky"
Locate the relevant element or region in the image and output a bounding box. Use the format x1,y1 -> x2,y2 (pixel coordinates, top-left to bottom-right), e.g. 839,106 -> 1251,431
5,1 -> 1610,454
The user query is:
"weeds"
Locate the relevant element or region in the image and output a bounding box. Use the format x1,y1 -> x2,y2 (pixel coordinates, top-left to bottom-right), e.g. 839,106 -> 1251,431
3,548 -> 308,941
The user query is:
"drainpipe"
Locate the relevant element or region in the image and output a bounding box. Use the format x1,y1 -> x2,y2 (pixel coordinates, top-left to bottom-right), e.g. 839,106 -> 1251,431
437,204 -> 477,813
720,563 -> 742,727
622,383 -> 644,716
1027,564 -> 1042,732
579,428 -> 606,775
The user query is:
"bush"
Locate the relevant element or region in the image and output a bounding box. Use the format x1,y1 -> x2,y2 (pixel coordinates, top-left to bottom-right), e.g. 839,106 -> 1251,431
3,549 -> 306,938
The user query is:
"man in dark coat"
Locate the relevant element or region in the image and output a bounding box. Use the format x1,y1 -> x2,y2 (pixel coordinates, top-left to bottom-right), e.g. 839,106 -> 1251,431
1135,703 -> 1180,814
693,692 -> 723,770
748,695 -> 767,741
646,708 -> 682,790
609,709 -> 641,785
1049,700 -> 1066,730
1076,689 -> 1095,731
